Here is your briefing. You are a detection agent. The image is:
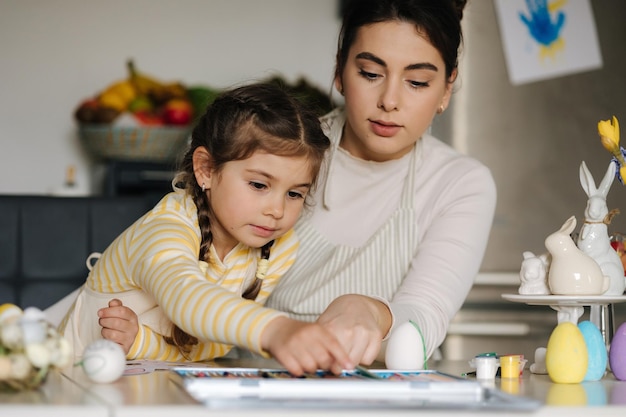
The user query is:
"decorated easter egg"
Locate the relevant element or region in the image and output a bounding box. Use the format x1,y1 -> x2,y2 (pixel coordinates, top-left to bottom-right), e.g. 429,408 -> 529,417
81,339 -> 126,383
578,320 -> 607,381
546,322 -> 588,383
609,322 -> 626,381
385,321 -> 425,370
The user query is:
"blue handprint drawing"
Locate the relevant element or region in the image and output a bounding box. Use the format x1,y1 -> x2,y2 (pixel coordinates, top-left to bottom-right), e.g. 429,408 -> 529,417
519,0 -> 566,55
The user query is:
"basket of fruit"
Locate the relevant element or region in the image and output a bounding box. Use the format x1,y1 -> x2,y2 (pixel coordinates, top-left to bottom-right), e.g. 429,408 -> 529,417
78,124 -> 192,163
74,60 -> 219,163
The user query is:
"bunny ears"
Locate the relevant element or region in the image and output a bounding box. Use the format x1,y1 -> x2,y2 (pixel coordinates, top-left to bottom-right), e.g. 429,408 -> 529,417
598,116 -> 626,184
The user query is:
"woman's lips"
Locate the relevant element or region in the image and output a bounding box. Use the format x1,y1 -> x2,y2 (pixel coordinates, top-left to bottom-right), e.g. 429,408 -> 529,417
370,120 -> 401,137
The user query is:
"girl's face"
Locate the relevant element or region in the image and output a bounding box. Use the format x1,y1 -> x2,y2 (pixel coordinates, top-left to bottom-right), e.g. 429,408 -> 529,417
204,150 -> 313,259
336,20 -> 455,162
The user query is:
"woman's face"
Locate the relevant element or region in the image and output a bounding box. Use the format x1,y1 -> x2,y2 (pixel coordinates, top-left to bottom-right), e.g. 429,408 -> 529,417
336,20 -> 455,162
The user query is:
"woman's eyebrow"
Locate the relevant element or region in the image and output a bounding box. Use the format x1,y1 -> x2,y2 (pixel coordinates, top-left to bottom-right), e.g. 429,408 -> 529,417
356,51 -> 438,72
406,62 -> 438,72
356,51 -> 386,66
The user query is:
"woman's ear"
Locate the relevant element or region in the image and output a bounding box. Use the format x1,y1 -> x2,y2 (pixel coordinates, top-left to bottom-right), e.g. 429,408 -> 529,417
193,146 -> 213,190
441,68 -> 458,109
334,76 -> 344,96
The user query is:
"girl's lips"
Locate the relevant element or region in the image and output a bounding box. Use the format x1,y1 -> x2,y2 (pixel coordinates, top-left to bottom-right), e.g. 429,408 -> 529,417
370,120 -> 401,137
251,225 -> 276,238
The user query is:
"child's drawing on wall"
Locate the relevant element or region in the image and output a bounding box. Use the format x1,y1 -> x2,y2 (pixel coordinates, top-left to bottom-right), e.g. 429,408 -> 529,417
494,0 -> 602,85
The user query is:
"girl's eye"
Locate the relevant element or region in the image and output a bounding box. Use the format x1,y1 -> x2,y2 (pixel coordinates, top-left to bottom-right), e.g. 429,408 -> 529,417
358,69 -> 380,81
287,190 -> 305,199
249,181 -> 267,190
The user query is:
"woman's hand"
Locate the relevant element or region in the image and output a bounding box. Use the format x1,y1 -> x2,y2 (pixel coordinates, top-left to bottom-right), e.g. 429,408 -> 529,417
261,316 -> 353,376
98,299 -> 139,354
316,294 -> 392,365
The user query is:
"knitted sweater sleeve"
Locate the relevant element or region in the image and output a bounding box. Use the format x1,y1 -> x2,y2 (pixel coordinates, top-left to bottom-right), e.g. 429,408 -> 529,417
387,159 -> 497,358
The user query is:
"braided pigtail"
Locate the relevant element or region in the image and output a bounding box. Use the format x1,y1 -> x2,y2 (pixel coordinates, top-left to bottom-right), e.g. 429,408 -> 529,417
241,240 -> 274,301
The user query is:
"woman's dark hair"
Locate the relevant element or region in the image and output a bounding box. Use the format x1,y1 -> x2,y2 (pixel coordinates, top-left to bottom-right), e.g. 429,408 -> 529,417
167,82 -> 330,353
335,0 -> 467,83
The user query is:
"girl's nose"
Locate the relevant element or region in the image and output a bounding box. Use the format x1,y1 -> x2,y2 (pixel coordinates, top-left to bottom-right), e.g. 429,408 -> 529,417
264,194 -> 285,218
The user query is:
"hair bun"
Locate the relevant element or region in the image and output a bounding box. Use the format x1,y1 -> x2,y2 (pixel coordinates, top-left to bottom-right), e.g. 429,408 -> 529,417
451,0 -> 468,21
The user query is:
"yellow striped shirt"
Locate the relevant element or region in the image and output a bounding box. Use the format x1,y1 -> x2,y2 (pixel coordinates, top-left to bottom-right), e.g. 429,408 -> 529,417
81,189 -> 297,361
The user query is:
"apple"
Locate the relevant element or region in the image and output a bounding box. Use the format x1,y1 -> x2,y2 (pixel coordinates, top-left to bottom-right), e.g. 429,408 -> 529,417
162,99 -> 193,126
133,110 -> 164,126
74,98 -> 100,123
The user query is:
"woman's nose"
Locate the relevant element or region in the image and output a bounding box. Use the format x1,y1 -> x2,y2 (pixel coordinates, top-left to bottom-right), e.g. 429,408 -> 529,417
377,82 -> 400,111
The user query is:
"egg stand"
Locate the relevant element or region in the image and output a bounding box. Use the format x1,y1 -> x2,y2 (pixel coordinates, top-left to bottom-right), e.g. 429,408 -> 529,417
549,302 -> 616,351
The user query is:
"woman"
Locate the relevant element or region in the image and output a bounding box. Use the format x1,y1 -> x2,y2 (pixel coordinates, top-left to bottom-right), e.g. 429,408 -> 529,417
263,0 -> 496,365
99,0 -> 496,367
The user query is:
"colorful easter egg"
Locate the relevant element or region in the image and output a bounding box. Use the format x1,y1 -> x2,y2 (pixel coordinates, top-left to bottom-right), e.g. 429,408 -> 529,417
578,320 -> 607,381
609,322 -> 626,381
546,322 -> 588,383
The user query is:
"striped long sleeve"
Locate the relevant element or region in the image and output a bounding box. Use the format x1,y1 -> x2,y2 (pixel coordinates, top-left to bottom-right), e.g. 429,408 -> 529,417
86,190 -> 297,359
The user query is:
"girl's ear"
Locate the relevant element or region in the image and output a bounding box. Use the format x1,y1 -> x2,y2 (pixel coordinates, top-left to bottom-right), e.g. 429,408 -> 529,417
193,146 -> 213,189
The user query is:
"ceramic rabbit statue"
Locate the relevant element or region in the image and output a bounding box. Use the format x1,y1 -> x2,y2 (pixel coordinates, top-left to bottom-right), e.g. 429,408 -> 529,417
545,215 -> 608,295
577,161 -> 625,295
519,251 -> 551,295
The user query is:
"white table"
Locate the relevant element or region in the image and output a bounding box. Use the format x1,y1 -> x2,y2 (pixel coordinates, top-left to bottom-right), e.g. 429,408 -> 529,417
3,358 -> 626,416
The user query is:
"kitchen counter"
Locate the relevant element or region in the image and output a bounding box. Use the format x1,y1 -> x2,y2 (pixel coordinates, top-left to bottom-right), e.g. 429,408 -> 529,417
3,358 -> 626,416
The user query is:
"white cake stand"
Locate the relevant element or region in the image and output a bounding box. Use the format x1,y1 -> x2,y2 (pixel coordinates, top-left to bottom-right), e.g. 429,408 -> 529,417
501,294 -> 626,349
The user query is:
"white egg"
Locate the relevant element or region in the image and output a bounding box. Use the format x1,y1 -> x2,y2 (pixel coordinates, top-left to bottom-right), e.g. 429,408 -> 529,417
385,321 -> 425,370
81,339 -> 126,383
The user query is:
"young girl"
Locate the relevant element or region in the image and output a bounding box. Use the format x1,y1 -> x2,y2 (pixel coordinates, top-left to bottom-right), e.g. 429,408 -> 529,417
102,0 -> 496,368
60,82 -> 352,376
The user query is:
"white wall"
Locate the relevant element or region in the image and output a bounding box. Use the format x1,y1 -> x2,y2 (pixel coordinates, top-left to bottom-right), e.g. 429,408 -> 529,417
0,0 -> 341,195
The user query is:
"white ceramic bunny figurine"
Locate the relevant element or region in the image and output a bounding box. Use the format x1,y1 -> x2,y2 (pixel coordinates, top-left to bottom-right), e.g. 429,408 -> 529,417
577,161 -> 625,296
545,215 -> 609,295
518,251 -> 551,295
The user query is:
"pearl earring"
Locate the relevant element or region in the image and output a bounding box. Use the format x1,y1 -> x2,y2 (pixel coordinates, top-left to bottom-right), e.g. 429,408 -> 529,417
201,183 -> 206,192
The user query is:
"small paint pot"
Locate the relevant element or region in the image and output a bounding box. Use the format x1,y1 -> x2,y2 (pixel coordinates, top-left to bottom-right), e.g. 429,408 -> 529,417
500,355 -> 522,379
474,356 -> 500,380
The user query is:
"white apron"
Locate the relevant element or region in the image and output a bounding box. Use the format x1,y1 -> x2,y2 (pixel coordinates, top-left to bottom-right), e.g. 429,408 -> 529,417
266,114 -> 421,321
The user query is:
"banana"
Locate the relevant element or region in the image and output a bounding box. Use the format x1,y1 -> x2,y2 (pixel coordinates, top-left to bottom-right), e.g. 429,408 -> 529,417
127,59 -> 187,106
97,79 -> 137,112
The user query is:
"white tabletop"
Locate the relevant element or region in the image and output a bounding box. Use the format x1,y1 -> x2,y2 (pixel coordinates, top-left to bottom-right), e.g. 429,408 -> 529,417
3,358 -> 626,416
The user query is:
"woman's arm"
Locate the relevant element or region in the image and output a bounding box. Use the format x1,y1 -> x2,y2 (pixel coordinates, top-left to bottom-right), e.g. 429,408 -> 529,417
388,162 -> 497,358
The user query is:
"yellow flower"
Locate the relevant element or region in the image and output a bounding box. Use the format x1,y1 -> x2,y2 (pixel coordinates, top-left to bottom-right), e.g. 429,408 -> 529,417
598,116 -> 620,153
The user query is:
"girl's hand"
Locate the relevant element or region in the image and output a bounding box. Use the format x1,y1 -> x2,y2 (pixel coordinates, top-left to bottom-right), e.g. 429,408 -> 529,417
98,299 -> 139,354
261,316 -> 353,376
316,294 -> 391,365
